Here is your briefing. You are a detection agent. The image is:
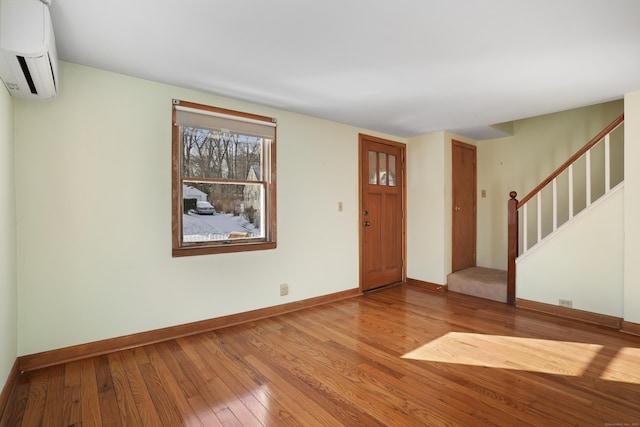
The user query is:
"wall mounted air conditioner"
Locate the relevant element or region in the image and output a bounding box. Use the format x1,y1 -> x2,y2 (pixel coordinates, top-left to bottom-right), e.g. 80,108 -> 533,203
0,0 -> 58,99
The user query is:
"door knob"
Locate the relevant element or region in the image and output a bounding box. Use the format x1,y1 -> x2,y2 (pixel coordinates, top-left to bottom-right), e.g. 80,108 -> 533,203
363,221 -> 371,227
454,206 -> 461,212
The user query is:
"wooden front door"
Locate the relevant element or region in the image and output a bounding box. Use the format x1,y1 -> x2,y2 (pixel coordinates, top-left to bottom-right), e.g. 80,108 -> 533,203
452,140 -> 476,272
360,134 -> 405,292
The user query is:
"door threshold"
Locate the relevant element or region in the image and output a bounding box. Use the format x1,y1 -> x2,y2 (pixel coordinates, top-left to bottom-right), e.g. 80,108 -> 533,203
363,281 -> 404,293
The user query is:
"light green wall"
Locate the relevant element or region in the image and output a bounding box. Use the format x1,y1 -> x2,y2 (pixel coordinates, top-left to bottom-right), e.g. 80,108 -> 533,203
477,100 -> 624,269
0,85 -> 17,390
15,62 -> 405,356
406,131 -> 448,284
624,90 -> 640,324
406,131 -> 475,285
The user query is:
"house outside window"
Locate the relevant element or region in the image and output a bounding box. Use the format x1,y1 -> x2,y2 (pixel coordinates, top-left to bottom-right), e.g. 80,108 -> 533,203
172,99 -> 277,256
243,165 -> 262,226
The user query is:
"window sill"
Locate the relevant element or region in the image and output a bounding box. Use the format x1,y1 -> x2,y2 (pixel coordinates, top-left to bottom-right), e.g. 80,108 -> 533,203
172,241 -> 277,257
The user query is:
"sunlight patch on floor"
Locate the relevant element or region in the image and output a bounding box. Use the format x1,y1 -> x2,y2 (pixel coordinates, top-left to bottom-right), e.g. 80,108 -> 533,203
600,347 -> 640,384
402,332 -> 601,376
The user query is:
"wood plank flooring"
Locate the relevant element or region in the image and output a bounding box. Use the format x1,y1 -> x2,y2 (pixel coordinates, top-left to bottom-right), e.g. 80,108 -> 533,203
2,285 -> 640,426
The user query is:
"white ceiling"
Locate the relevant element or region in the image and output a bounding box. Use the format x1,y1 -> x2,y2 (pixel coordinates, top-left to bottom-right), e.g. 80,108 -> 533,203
49,0 -> 640,139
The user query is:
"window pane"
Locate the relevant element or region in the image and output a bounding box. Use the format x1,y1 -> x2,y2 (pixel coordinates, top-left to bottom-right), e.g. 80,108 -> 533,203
388,154 -> 397,186
182,181 -> 264,243
181,127 -> 264,180
378,152 -> 387,186
368,151 -> 378,185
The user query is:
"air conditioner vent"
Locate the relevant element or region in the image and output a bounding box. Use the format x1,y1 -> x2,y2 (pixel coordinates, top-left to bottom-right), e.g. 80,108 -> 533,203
17,56 -> 37,94
0,0 -> 59,99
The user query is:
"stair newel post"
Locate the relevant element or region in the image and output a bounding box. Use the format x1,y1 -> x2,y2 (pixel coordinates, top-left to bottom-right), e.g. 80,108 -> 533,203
507,191 -> 518,306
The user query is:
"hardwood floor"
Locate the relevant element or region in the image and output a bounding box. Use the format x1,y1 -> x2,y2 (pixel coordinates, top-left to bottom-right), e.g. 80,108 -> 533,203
2,285 -> 640,426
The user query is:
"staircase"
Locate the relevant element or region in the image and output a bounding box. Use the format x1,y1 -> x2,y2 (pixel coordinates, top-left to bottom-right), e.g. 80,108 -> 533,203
447,114 -> 624,305
507,114 -> 625,305
447,267 -> 507,303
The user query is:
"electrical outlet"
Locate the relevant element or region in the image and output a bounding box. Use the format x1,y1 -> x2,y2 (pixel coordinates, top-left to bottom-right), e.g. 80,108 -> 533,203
559,299 -> 573,308
280,283 -> 289,296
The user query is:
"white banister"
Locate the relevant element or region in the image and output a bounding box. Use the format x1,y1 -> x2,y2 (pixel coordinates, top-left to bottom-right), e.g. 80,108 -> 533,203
569,164 -> 574,219
537,192 -> 542,243
586,149 -> 592,207
605,134 -> 611,192
523,202 -> 528,251
552,178 -> 558,231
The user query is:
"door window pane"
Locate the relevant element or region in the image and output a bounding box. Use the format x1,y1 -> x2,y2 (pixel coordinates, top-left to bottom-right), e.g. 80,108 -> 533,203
388,154 -> 396,186
368,151 -> 378,185
378,152 -> 387,186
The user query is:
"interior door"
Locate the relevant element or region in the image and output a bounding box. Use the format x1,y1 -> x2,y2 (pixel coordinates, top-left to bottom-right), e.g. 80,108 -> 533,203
452,140 -> 477,272
360,135 -> 405,291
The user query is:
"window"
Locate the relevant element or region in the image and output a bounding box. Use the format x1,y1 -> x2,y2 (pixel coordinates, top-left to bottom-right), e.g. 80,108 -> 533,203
368,150 -> 397,186
172,99 -> 276,256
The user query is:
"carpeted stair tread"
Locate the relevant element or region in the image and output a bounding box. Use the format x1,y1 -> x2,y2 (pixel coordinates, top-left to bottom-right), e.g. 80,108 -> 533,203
447,267 -> 507,303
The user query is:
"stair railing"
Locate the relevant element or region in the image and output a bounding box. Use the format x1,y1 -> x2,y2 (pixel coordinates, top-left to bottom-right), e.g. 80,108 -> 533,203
507,113 -> 624,305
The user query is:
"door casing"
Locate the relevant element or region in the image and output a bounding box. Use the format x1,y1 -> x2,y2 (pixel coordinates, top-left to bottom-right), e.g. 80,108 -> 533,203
359,134 -> 407,292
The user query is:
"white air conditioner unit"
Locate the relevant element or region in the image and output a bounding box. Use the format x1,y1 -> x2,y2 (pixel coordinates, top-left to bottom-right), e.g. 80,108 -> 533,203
0,0 -> 58,99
